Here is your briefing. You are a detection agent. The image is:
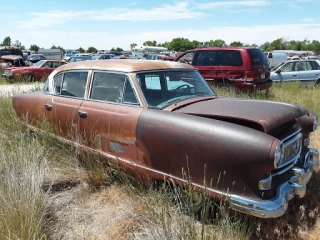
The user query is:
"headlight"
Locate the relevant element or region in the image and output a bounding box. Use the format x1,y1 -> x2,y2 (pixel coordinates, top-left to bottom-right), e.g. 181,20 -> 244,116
274,143 -> 284,167
313,114 -> 318,131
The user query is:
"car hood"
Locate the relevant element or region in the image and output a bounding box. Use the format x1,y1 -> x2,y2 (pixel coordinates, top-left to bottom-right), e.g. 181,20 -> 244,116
175,97 -> 308,133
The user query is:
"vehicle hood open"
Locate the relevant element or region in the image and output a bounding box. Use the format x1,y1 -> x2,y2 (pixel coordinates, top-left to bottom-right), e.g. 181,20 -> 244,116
175,97 -> 308,133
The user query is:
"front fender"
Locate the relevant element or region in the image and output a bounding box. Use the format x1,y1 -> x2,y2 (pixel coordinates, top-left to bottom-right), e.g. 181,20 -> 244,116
136,109 -> 277,198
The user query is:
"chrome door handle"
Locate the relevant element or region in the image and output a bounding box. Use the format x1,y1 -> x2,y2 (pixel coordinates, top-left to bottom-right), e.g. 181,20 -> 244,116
44,104 -> 52,111
292,74 -> 297,76
77,110 -> 87,118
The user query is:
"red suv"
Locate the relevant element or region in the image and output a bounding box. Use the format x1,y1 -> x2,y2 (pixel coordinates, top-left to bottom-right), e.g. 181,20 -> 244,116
175,47 -> 272,91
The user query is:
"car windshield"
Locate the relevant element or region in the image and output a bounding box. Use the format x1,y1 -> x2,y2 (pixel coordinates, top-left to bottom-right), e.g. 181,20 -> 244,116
91,55 -> 101,60
32,60 -> 46,67
136,70 -> 214,109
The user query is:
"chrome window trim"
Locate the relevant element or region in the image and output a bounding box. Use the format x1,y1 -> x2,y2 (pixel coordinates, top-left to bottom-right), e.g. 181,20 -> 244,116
51,70 -> 90,99
87,70 -> 143,107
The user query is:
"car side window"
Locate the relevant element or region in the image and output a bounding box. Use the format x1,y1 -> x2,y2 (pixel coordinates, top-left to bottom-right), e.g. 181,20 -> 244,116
123,79 -> 139,105
177,52 -> 195,64
51,62 -> 60,68
54,71 -> 88,98
280,62 -> 294,72
306,61 -> 315,70
295,62 -> 306,71
90,72 -> 126,103
145,75 -> 161,90
53,74 -> 63,94
42,61 -> 52,68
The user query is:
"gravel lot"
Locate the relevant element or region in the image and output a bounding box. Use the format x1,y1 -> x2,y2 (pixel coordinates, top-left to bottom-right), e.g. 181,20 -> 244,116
0,83 -> 43,96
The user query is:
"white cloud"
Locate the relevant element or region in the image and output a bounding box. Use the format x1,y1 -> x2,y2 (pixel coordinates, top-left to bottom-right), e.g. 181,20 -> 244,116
301,18 -> 315,22
17,2 -> 205,29
194,0 -> 270,9
9,23 -> 320,50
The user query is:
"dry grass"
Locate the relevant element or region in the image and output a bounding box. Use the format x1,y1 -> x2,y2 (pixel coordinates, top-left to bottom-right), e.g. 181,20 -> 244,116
1,82 -> 320,239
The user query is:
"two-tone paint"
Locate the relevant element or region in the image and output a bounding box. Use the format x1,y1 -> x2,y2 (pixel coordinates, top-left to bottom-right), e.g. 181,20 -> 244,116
12,60 -> 319,218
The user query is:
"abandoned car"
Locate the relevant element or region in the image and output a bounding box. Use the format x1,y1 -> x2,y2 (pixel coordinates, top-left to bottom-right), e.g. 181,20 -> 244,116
12,60 -> 319,218
2,60 -> 66,81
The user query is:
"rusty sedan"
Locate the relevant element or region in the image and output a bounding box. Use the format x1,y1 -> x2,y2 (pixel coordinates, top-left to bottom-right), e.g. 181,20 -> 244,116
12,60 -> 319,218
2,60 -> 66,81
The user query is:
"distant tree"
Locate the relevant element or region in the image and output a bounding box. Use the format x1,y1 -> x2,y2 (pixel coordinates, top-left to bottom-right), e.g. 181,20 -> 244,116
168,37 -> 194,51
251,43 -> 258,48
130,43 -> 137,50
191,40 -> 201,49
13,40 -> 25,50
110,47 -> 123,52
30,44 -> 40,53
77,47 -> 85,53
51,45 -> 57,49
143,40 -> 157,46
204,39 -> 226,47
87,46 -> 98,53
157,41 -> 170,48
1,36 -> 12,46
230,41 -> 243,47
260,42 -> 270,51
115,47 -> 124,52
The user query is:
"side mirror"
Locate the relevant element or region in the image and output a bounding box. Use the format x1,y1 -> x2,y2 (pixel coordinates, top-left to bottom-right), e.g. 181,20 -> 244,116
275,69 -> 281,74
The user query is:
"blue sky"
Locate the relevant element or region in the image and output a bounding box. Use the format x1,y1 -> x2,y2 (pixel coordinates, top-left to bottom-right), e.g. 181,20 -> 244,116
2,0 -> 320,50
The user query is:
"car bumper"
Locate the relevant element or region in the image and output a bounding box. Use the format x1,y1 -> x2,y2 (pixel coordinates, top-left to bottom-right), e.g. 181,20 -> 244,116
235,79 -> 273,91
1,74 -> 13,79
229,148 -> 319,218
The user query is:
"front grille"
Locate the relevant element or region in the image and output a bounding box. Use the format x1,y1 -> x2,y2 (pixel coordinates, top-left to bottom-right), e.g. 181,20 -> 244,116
4,69 -> 11,75
278,125 -> 302,168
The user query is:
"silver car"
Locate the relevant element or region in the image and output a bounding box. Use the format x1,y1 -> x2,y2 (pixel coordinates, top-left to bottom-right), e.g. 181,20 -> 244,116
271,60 -> 320,86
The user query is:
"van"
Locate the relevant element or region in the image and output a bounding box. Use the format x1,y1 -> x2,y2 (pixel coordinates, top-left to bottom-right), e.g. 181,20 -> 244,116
38,48 -> 64,60
264,52 -> 287,68
175,47 -> 272,92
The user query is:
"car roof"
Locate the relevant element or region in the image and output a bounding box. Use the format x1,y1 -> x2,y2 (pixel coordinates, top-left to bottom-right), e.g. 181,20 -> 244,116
186,47 -> 258,52
54,59 -> 194,73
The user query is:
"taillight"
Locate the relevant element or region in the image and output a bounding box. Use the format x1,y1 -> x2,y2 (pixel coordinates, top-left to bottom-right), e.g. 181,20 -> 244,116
245,71 -> 254,82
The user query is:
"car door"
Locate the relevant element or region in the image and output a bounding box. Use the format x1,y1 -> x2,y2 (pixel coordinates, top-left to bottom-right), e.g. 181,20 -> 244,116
45,71 -> 88,140
41,61 -> 56,78
272,61 -> 299,82
298,61 -> 320,86
77,71 -> 142,165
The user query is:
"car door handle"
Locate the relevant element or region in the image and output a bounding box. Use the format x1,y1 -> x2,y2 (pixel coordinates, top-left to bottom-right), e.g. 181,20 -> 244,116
316,73 -> 320,75
77,110 -> 87,118
292,74 -> 297,76
44,104 -> 52,111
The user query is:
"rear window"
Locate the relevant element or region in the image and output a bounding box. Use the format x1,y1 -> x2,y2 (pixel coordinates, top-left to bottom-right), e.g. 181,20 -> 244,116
193,50 -> 243,66
0,49 -> 23,57
247,49 -> 269,65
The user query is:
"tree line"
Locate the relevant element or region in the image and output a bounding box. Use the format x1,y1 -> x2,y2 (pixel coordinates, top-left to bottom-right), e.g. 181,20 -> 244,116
1,36 -> 320,54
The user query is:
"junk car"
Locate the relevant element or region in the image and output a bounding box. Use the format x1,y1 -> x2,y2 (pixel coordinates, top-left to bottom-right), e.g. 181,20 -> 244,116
2,60 -> 66,81
12,60 -> 319,218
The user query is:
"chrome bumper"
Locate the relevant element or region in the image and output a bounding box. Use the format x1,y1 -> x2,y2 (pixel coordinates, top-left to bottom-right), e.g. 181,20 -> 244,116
229,148 -> 319,218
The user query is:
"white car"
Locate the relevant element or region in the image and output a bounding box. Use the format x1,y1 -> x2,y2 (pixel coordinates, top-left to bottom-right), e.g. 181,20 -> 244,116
271,60 -> 320,86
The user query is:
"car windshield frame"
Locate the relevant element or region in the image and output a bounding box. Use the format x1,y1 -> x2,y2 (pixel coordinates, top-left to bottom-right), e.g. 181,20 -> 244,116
135,70 -> 215,109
